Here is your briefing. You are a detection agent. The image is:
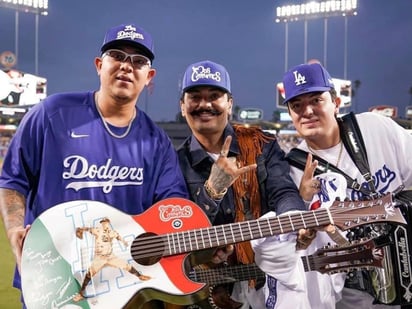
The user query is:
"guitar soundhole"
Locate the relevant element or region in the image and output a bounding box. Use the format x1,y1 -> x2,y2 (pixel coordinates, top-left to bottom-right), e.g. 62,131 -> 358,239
131,232 -> 164,266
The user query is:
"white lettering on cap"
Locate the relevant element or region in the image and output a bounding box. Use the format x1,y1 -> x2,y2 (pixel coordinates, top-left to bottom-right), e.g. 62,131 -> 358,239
191,65 -> 221,82
116,25 -> 144,41
293,70 -> 307,86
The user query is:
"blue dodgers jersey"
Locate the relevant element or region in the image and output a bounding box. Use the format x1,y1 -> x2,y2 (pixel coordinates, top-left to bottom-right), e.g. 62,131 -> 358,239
0,91 -> 188,225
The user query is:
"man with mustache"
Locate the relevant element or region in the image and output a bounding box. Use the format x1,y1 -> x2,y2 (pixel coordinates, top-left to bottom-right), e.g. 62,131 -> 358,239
176,60 -> 310,309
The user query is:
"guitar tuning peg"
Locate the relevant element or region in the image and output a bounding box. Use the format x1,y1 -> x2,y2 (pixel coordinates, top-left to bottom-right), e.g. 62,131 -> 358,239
347,271 -> 356,278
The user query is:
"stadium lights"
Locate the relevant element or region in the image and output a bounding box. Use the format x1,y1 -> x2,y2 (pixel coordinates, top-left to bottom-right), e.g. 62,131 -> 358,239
0,0 -> 48,75
0,0 -> 48,15
276,0 -> 357,23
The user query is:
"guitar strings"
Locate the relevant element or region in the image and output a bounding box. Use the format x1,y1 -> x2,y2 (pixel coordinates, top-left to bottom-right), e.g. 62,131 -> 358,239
129,196 -> 394,262
129,209 -> 332,259
190,264 -> 265,284
191,241 -> 378,283
191,245 -> 376,280
304,242 -> 378,272
74,203 -> 380,264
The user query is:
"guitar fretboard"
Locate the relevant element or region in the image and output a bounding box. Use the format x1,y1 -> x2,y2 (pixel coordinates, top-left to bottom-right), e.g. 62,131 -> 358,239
130,194 -> 400,263
131,208 -> 331,260
164,209 -> 331,255
189,263 -> 265,286
190,238 -> 383,286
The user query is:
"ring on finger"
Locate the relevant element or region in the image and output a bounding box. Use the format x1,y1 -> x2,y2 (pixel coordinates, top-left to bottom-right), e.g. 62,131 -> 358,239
306,230 -> 316,239
311,180 -> 320,189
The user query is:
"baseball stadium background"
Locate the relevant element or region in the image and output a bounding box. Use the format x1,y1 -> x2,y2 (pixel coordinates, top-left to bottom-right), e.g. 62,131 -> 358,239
0,66 -> 42,308
1,67 -> 412,309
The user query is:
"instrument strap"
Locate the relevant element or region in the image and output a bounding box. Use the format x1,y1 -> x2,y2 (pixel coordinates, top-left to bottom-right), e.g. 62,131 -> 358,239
286,148 -> 373,197
286,112 -> 378,198
337,112 -> 378,196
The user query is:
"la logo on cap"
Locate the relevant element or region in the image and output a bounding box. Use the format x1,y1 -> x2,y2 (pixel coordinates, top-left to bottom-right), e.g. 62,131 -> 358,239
293,71 -> 307,86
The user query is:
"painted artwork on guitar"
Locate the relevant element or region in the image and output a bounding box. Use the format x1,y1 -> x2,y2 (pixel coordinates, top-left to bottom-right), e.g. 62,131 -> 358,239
21,195 -> 404,309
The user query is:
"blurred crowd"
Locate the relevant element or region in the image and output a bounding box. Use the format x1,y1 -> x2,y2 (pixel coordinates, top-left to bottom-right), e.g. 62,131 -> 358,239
276,133 -> 302,153
0,133 -> 12,169
0,129 -> 301,171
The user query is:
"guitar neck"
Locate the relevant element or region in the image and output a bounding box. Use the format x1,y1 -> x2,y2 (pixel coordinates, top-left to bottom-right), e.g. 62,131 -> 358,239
161,209 -> 330,257
189,263 -> 265,286
190,238 -> 384,285
130,194 -> 401,264
301,238 -> 383,274
189,260 -> 322,286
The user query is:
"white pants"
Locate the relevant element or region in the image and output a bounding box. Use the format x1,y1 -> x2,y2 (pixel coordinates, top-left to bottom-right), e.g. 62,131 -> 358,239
231,281 -> 266,309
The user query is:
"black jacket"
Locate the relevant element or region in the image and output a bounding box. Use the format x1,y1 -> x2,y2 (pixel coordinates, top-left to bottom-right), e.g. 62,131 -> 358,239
177,124 -> 305,226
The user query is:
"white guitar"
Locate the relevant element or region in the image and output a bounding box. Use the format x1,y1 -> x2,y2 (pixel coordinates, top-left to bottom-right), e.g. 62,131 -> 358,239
21,194 -> 403,308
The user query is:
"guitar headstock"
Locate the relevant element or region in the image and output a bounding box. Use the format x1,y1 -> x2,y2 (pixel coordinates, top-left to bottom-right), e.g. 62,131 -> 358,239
309,238 -> 384,274
329,193 -> 406,231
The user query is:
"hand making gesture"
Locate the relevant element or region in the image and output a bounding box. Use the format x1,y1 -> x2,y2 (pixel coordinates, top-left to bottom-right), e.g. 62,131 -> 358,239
299,152 -> 320,203
204,135 -> 257,200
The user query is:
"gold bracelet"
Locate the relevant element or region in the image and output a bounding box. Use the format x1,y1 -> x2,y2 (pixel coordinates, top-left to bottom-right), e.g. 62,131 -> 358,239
204,180 -> 227,200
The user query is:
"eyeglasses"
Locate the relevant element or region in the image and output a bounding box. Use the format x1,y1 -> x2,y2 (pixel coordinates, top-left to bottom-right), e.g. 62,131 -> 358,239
102,49 -> 151,69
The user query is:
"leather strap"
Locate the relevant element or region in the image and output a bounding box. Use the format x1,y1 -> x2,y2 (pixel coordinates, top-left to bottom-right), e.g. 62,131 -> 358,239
286,148 -> 373,196
338,112 -> 378,196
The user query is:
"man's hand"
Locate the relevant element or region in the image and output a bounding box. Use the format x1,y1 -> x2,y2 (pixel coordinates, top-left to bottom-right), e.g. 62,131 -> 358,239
299,153 -> 320,203
296,228 -> 317,250
7,224 -> 31,274
211,245 -> 234,264
206,136 -> 257,199
296,225 -> 344,250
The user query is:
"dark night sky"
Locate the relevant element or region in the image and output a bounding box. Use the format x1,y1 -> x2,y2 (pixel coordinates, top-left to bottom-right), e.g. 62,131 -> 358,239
1,0 -> 411,121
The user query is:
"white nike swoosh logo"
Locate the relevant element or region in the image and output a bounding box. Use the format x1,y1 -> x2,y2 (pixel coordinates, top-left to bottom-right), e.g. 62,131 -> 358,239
71,132 -> 89,138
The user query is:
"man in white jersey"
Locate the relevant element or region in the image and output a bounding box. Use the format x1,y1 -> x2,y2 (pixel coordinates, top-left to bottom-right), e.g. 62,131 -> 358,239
0,23 -> 189,308
253,62 -> 412,308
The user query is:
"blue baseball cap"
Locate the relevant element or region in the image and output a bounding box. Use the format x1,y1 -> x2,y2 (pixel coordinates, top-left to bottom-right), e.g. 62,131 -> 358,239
282,63 -> 334,104
100,23 -> 155,61
181,60 -> 231,94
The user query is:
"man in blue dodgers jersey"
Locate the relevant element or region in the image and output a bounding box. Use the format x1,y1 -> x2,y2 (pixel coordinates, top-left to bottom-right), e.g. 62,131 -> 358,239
0,23 -> 188,308
176,60 -> 311,309
252,62 -> 412,309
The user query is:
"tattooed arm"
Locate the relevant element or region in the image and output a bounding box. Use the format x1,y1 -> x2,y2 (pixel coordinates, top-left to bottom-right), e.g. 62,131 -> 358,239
205,135 -> 256,199
0,188 -> 28,273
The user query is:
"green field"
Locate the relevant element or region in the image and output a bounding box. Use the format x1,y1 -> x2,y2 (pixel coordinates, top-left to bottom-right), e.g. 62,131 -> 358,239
0,219 -> 22,309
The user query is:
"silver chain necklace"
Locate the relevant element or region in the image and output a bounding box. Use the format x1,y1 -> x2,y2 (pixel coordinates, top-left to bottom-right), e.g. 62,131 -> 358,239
95,97 -> 136,139
307,140 -> 343,168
